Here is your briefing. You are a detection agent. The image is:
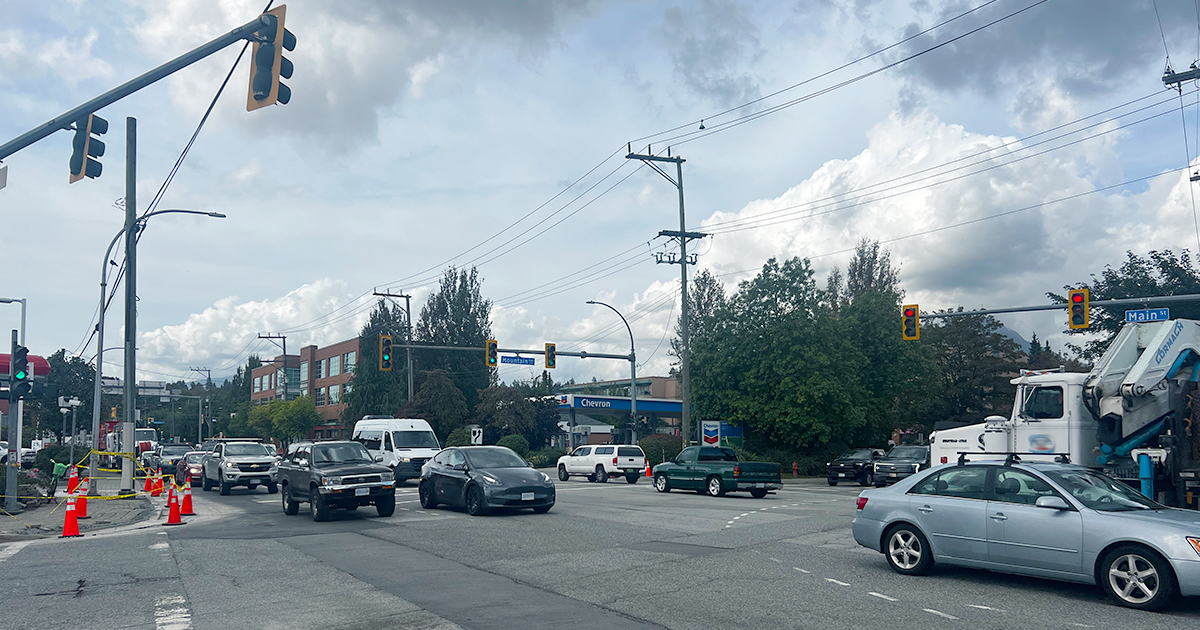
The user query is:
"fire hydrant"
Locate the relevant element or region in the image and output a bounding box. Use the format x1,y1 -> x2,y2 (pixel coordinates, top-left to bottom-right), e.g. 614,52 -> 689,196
792,461 -> 799,478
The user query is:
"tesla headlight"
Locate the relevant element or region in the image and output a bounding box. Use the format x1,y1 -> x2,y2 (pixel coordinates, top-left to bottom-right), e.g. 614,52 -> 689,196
380,470 -> 394,482
539,472 -> 553,483
323,476 -> 342,487
480,472 -> 502,485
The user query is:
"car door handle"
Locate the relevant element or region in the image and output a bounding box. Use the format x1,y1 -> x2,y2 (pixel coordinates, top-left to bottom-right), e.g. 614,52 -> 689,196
917,505 -> 933,513
990,513 -> 1007,521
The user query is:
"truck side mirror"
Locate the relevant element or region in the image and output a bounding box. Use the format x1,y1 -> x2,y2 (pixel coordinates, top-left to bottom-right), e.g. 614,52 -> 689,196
374,455 -> 384,463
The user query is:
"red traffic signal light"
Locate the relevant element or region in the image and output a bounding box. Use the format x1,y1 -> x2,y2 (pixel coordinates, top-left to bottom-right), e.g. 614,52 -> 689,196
902,304 -> 920,341
1068,289 -> 1089,330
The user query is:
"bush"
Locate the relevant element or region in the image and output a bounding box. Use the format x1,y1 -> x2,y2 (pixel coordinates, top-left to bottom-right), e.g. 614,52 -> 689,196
445,427 -> 471,447
734,446 -> 828,477
34,445 -> 79,477
638,434 -> 683,467
526,447 -> 565,469
496,434 -> 530,458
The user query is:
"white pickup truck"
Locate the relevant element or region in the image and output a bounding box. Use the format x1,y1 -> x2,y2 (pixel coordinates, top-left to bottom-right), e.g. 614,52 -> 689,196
557,445 -> 647,484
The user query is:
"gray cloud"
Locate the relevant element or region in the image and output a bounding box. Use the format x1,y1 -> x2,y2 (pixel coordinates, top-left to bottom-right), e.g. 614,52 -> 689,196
658,0 -> 763,107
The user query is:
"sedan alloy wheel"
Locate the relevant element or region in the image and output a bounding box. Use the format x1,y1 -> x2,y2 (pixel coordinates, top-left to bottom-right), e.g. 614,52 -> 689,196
1102,546 -> 1176,610
885,525 -> 932,575
654,474 -> 671,493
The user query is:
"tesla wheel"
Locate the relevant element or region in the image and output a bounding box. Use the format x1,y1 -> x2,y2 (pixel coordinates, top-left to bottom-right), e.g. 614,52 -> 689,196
750,489 -> 768,498
1101,545 -> 1177,611
706,476 -> 726,497
533,505 -> 552,514
376,495 -> 396,517
267,482 -> 278,494
419,480 -> 438,509
884,524 -> 933,576
861,471 -> 873,487
311,488 -> 331,522
466,486 -> 487,516
596,467 -> 609,483
827,478 -> 837,486
654,475 -> 671,493
219,482 -> 231,496
626,474 -> 639,484
202,476 -> 213,491
558,466 -> 569,482
282,486 -> 298,515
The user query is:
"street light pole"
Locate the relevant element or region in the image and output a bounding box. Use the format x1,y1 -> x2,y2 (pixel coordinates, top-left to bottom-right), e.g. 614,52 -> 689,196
586,300 -> 637,443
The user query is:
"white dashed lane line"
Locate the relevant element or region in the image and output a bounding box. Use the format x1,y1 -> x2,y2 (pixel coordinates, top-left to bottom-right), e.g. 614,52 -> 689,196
154,594 -> 193,630
967,605 -> 1004,612
867,592 -> 898,602
793,567 -> 811,574
825,578 -> 850,586
924,609 -> 958,620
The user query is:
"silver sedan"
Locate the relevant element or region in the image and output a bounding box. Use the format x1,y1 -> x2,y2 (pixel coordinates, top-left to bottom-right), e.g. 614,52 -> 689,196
852,460 -> 1200,611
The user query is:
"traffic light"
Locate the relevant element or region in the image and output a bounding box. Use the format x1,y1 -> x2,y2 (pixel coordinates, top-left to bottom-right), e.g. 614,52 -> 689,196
1068,289 -> 1090,330
485,340 -> 498,367
545,343 -> 556,369
10,344 -> 31,401
379,335 -> 393,371
247,4 -> 296,111
902,304 -> 920,341
69,113 -> 107,183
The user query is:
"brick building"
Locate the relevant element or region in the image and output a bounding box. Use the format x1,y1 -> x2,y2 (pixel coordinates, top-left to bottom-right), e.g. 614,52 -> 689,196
249,337 -> 359,439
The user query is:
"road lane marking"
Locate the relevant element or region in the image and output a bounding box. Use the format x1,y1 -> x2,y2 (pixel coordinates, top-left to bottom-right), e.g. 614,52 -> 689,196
768,557 -> 781,563
793,567 -> 810,574
751,549 -> 760,553
825,578 -> 850,586
967,605 -> 1004,612
150,541 -> 169,550
0,541 -> 33,562
924,609 -> 957,620
868,592 -> 897,602
154,594 -> 192,630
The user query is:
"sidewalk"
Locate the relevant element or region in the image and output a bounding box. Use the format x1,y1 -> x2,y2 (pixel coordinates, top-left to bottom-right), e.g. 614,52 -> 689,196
0,474 -> 153,543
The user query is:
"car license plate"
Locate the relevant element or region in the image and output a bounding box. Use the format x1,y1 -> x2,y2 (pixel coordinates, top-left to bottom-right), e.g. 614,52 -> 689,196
521,492 -> 534,501
840,473 -> 848,478
355,487 -> 369,496
754,483 -> 765,488
889,473 -> 897,477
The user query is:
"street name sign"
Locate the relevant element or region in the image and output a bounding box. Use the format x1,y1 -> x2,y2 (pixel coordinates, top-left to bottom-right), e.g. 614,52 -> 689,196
500,356 -> 535,365
1125,308 -> 1169,323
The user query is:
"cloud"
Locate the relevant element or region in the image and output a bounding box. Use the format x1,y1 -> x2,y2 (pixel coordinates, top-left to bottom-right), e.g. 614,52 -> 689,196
35,29 -> 115,84
657,0 -> 763,107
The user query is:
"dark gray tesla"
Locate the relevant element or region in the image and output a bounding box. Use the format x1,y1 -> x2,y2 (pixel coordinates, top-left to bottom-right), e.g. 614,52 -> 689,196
418,446 -> 556,516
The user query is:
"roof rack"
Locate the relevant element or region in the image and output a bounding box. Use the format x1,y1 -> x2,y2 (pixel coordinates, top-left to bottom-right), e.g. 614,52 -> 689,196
955,451 -> 1069,467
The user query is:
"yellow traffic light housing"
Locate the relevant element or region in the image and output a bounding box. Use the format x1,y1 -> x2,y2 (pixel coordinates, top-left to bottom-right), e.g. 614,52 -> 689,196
485,340 -> 498,367
1068,289 -> 1090,329
247,4 -> 295,111
902,304 -> 920,340
545,343 -> 556,369
379,334 -> 393,371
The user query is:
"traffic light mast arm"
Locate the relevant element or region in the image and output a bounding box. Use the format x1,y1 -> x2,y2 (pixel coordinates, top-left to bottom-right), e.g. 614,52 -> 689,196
921,293 -> 1200,319
0,14 -> 272,162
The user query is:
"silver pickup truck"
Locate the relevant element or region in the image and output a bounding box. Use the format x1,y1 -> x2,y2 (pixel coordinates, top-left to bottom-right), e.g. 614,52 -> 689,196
201,441 -> 279,495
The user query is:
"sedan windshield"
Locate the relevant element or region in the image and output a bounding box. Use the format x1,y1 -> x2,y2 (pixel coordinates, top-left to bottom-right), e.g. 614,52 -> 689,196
393,430 -> 440,449
464,448 -> 527,469
312,443 -> 373,465
885,446 -> 926,460
184,453 -> 204,464
1043,469 -> 1163,511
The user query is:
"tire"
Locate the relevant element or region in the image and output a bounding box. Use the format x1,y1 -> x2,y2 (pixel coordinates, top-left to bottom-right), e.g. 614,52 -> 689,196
282,486 -> 298,515
267,482 -> 278,494
533,505 -> 552,514
310,488 -> 331,522
219,482 -> 231,496
861,471 -> 874,487
558,466 -> 569,482
706,476 -> 726,497
418,480 -> 438,509
376,494 -> 396,517
1100,545 -> 1177,611
827,478 -> 837,486
465,485 -> 487,516
654,474 -> 671,493
595,466 -> 609,483
750,489 -> 768,498
626,474 -> 639,484
586,473 -> 597,483
202,475 -> 214,491
884,524 -> 934,576
190,480 -> 200,488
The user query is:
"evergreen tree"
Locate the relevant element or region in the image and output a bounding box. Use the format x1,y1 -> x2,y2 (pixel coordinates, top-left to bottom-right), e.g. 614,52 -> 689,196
413,267 -> 494,410
341,300 -> 410,433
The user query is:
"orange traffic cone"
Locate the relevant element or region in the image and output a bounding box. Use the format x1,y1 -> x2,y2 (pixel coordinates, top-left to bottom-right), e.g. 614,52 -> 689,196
645,461 -> 652,477
66,466 -> 79,494
60,495 -> 82,537
163,484 -> 185,526
76,478 -> 91,520
151,469 -> 163,497
143,469 -> 154,492
180,482 -> 195,516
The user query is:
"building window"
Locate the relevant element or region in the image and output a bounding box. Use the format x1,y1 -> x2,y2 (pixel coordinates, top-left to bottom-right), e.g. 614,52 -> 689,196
253,376 -> 260,393
329,355 -> 341,377
315,387 -> 326,406
300,361 -> 308,384
328,384 -> 340,405
315,359 -> 323,379
344,381 -> 352,395
344,351 -> 356,373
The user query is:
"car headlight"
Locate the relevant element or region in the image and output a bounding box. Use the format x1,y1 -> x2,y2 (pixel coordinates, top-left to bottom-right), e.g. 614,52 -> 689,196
400,457 -> 412,463
322,476 -> 342,487
539,472 -> 552,483
222,461 -> 237,469
1188,537 -> 1200,558
480,472 -> 502,485
380,470 -> 394,482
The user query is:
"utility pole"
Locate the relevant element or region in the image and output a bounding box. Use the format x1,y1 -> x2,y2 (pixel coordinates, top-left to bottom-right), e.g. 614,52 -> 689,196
374,290 -> 413,402
257,333 -> 288,400
626,147 -> 706,445
120,117 -> 136,495
190,366 -> 212,389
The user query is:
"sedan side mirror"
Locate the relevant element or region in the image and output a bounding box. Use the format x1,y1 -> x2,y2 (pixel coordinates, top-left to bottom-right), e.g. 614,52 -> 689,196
1035,495 -> 1071,510
526,460 -> 534,467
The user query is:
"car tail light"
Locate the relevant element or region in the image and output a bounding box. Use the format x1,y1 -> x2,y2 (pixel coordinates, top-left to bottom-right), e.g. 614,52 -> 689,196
856,497 -> 868,510
733,465 -> 740,478
613,457 -> 618,465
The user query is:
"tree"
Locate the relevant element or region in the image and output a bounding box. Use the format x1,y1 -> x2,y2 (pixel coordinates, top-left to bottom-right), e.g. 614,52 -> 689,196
341,300 -> 410,433
474,386 -> 536,437
24,349 -> 96,443
918,312 -> 1022,426
397,369 -> 469,440
413,267 -> 494,411
670,269 -> 727,375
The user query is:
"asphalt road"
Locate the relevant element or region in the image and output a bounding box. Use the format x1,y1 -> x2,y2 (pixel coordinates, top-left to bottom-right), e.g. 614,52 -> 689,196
2,475 -> 1198,630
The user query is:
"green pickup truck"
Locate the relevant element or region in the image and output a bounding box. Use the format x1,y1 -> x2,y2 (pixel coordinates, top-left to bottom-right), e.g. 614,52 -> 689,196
652,446 -> 782,498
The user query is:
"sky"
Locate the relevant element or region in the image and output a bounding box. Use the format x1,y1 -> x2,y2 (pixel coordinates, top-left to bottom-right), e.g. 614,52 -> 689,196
3,0 -> 1200,388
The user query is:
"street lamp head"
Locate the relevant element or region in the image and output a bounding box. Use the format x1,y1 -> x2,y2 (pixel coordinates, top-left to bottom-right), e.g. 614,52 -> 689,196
207,212 -> 226,218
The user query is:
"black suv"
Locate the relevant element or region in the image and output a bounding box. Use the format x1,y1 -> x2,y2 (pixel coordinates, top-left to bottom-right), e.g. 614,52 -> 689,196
826,448 -> 884,486
872,445 -> 930,487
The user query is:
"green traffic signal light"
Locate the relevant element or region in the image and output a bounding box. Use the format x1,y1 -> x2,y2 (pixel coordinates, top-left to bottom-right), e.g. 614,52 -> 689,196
485,340 -> 498,367
379,335 -> 393,371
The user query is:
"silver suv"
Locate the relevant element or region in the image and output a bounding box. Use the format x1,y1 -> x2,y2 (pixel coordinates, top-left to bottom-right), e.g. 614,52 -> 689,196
202,441 -> 279,495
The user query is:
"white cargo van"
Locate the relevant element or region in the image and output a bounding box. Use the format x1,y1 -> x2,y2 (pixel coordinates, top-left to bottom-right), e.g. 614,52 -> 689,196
352,416 -> 442,482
